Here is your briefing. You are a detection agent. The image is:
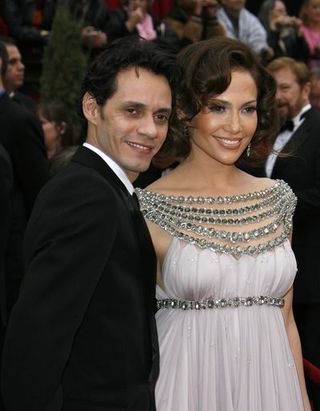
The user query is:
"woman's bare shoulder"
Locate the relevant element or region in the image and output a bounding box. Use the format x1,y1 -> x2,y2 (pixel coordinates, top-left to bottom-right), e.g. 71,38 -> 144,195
145,168 -> 184,194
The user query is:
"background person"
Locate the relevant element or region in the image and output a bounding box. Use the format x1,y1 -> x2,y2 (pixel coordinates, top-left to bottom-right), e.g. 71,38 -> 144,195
258,0 -> 310,61
107,0 -> 179,49
0,36 -> 36,112
37,100 -> 75,160
216,0 -> 272,60
249,56 -> 320,411
0,40 -> 48,316
163,0 -> 225,48
299,0 -> 320,68
310,66 -> 320,110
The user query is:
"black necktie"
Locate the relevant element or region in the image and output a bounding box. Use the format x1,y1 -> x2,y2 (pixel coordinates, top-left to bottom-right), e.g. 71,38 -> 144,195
280,119 -> 294,133
131,192 -> 141,212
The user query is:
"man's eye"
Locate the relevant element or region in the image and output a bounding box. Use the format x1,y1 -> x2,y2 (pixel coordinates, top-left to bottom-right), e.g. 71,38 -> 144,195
155,114 -> 169,123
126,108 -> 138,115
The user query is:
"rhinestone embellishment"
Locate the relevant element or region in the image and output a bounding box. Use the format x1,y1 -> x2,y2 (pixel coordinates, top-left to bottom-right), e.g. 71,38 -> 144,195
157,296 -> 285,310
136,180 -> 296,258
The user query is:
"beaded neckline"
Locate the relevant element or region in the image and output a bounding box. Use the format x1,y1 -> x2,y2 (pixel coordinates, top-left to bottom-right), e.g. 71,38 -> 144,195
137,181 -> 278,205
136,180 -> 297,258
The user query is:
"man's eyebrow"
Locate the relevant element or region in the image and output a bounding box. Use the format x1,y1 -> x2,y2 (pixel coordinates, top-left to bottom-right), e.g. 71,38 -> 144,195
156,107 -> 172,114
121,101 -> 172,112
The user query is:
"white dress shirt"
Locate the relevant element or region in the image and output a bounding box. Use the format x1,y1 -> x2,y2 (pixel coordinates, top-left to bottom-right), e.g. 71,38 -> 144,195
265,104 -> 311,177
83,142 -> 134,195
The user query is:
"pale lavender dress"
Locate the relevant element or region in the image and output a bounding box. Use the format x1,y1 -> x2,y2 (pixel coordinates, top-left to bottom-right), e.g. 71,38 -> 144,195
137,180 -> 304,411
155,239 -> 303,411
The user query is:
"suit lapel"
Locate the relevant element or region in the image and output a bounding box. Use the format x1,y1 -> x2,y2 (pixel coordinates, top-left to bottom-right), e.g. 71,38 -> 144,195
72,145 -> 129,195
272,109 -> 313,177
73,146 -> 159,383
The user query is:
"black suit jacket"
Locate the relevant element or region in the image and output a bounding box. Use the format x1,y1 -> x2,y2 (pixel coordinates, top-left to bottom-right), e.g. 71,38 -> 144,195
2,146 -> 159,411
0,92 -> 48,311
0,144 -> 13,327
249,108 -> 320,304
0,92 -> 48,216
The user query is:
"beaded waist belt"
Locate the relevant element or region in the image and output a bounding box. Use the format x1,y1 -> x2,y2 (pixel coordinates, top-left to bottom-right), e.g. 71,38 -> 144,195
157,296 -> 284,310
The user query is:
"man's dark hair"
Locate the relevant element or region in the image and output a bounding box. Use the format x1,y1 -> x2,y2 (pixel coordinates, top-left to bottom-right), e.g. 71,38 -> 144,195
0,36 -> 16,46
80,36 -> 182,109
0,41 -> 8,79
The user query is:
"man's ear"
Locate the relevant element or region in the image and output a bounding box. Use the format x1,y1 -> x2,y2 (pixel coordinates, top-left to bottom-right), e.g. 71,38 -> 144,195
303,81 -> 311,101
82,92 -> 99,125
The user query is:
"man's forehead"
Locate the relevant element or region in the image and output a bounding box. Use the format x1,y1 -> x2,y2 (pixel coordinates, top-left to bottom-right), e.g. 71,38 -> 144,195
7,45 -> 20,58
273,68 -> 298,84
114,68 -> 171,94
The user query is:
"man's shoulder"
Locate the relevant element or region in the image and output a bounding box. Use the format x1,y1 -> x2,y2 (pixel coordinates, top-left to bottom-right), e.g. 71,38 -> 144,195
239,8 -> 264,26
0,93 -> 38,124
41,158 -> 117,200
30,160 -> 123,230
305,107 -> 320,122
12,91 -> 37,114
299,108 -> 320,134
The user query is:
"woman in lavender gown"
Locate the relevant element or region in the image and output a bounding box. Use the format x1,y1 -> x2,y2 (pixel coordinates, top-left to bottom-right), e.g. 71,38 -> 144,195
137,37 -> 311,411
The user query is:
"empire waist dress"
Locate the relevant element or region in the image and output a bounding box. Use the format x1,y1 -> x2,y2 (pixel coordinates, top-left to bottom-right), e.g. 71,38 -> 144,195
137,179 -> 304,411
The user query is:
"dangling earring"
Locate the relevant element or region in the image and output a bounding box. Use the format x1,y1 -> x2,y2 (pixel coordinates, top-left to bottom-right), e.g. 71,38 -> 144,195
184,125 -> 190,138
246,143 -> 251,157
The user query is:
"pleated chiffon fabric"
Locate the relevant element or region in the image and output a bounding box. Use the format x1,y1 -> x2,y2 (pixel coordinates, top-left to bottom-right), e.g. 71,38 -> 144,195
155,238 -> 303,411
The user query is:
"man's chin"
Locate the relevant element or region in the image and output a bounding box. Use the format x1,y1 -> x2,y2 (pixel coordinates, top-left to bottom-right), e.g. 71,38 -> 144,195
278,107 -> 289,120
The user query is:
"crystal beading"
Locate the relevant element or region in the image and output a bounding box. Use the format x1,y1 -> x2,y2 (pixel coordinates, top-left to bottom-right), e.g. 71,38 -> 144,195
157,296 -> 285,310
136,180 -> 297,258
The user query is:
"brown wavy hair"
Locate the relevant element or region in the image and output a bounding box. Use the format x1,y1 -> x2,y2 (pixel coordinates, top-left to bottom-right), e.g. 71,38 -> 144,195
158,37 -> 279,166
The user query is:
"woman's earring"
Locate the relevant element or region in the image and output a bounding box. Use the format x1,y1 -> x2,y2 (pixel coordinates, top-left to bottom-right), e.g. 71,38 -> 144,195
246,143 -> 251,157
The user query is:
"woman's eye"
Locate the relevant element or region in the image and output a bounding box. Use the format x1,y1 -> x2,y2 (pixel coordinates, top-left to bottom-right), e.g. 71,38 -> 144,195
243,106 -> 257,114
208,104 -> 225,113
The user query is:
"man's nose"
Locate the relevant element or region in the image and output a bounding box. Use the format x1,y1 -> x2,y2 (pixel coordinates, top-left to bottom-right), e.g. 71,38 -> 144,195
137,116 -> 157,138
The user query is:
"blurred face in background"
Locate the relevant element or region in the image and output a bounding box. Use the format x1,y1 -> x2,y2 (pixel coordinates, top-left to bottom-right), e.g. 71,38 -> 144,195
220,0 -> 246,13
310,76 -> 320,111
302,0 -> 320,25
38,111 -> 66,159
4,44 -> 25,93
272,1 -> 287,20
271,66 -> 310,120
129,0 -> 149,13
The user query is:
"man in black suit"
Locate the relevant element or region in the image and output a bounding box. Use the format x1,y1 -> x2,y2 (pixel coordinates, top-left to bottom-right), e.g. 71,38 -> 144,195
0,36 -> 37,112
255,57 -> 320,410
2,36 -> 181,411
0,41 -> 48,315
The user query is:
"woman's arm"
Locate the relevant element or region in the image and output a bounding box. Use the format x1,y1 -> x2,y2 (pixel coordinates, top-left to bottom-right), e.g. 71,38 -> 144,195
281,287 -> 312,411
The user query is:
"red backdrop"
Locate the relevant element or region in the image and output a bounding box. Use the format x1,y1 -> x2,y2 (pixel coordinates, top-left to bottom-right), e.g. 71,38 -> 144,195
106,0 -> 174,20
